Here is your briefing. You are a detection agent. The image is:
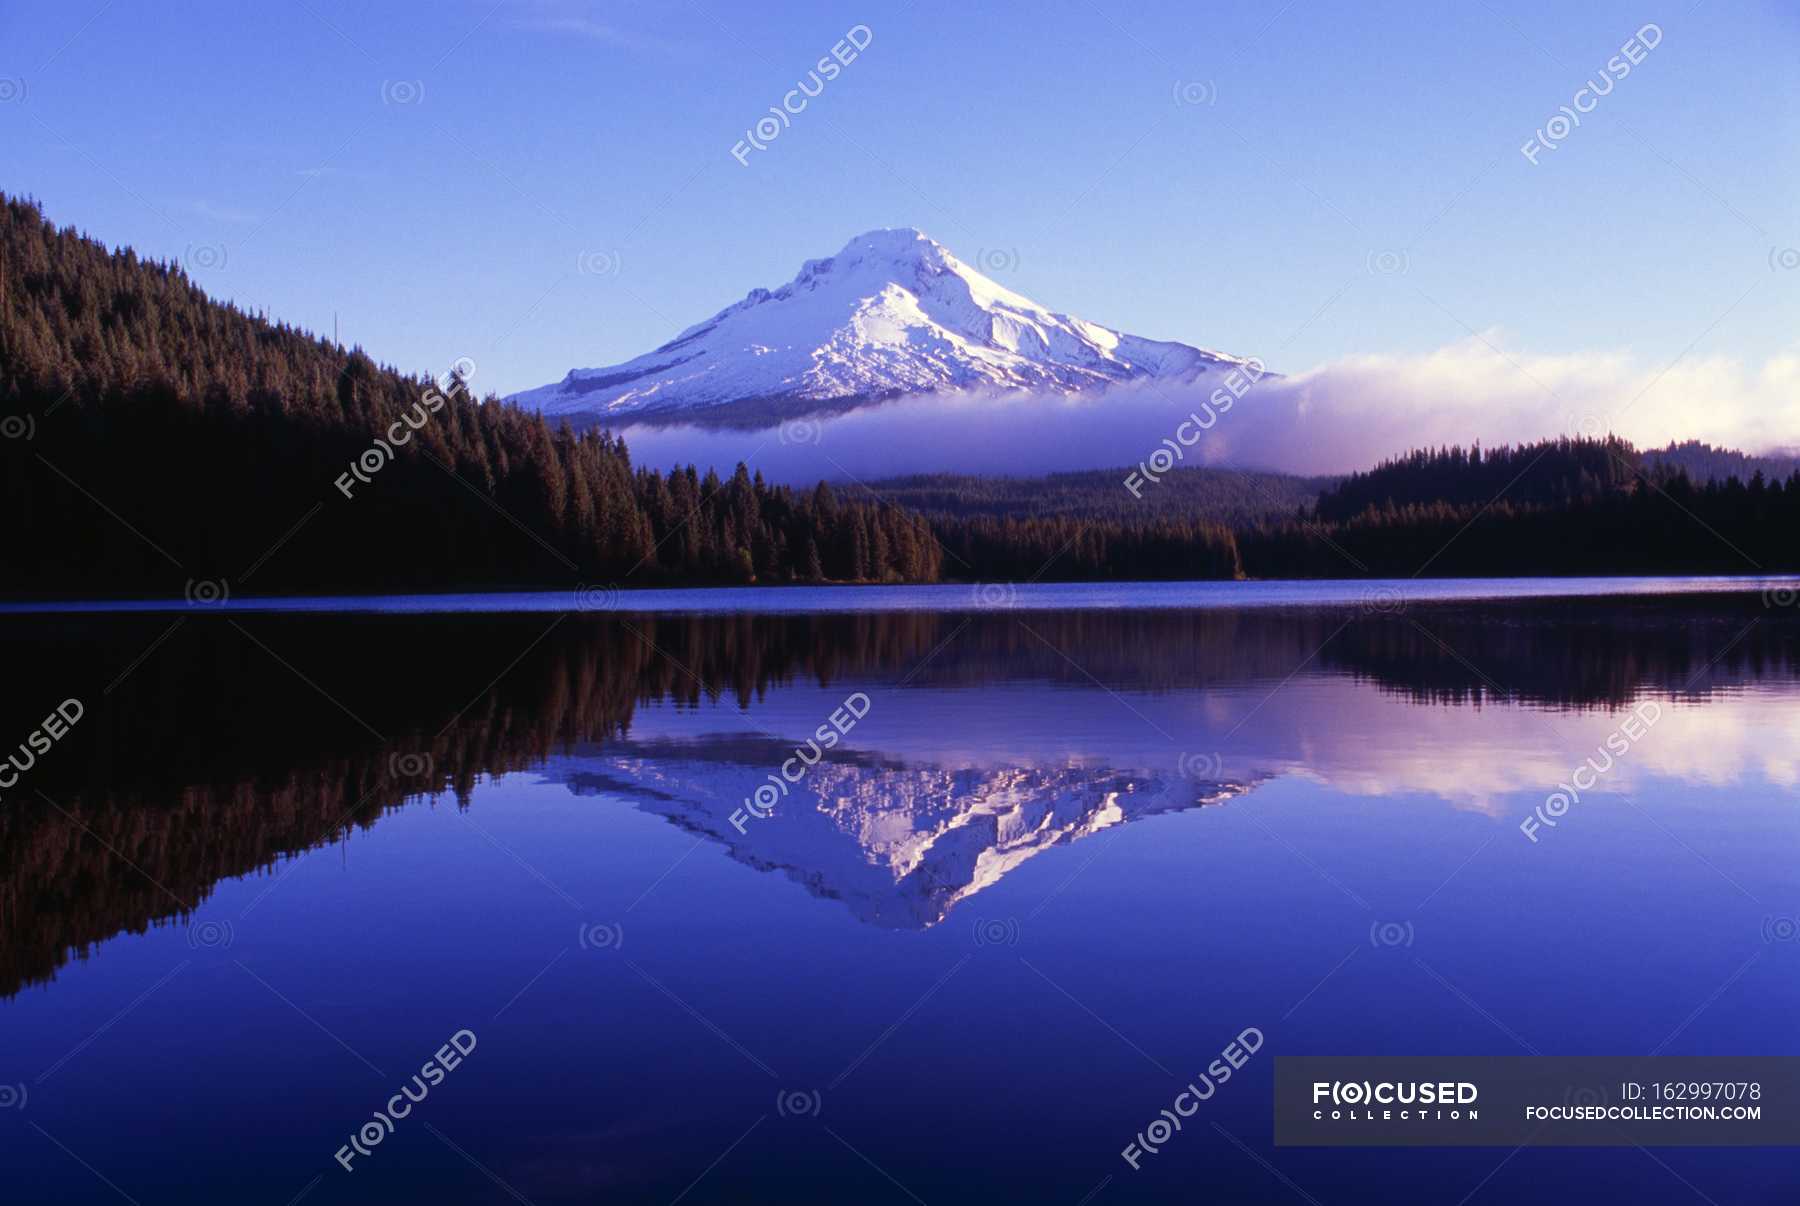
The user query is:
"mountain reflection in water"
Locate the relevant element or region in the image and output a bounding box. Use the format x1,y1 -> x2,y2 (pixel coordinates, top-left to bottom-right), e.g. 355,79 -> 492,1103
1,595 -> 1795,997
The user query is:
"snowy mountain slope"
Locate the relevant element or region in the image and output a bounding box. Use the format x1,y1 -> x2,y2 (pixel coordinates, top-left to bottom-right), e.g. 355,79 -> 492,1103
506,228 -> 1261,425
553,736 -> 1256,929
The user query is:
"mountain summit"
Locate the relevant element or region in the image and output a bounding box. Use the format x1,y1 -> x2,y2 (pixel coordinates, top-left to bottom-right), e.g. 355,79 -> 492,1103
507,228 -> 1260,426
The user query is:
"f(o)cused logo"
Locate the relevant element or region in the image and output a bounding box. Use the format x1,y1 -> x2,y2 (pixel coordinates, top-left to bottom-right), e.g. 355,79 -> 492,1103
185,578 -> 230,606
971,582 -> 1017,609
184,243 -> 227,272
0,1083 -> 24,1109
745,782 -> 783,819
776,1089 -> 822,1118
1566,411 -> 1609,439
1178,752 -> 1223,780
0,415 -> 35,441
577,250 -> 622,277
1172,80 -> 1216,107
973,248 -> 1020,274
1369,920 -> 1415,948
389,752 -> 434,778
1564,1083 -> 1610,1108
778,418 -> 822,446
187,919 -> 235,949
1361,585 -> 1406,615
574,584 -> 620,611
973,917 -> 1020,947
1366,249 -> 1408,276
578,922 -> 623,950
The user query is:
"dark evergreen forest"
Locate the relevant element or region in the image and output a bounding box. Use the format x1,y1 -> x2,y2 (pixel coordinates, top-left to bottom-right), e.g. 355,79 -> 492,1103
2,194 -> 1793,596
1248,437 -> 1800,577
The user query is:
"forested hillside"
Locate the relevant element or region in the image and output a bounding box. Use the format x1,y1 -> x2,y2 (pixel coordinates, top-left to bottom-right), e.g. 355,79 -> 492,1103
2,193 -> 1795,595
0,194 -> 940,595
874,467 -> 1329,526
1643,440 -> 1800,484
1250,438 -> 1800,576
1311,437 -> 1644,522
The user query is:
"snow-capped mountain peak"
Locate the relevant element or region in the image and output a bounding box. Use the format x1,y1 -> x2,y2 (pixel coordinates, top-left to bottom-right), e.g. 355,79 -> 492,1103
506,228 -> 1259,424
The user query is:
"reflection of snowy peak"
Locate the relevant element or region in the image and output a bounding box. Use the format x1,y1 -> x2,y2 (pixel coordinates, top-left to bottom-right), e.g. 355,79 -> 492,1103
505,228 -> 1259,424
558,739 -> 1255,928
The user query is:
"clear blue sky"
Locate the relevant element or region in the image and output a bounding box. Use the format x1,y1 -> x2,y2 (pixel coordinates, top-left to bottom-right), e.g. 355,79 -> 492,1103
5,0 -> 1795,397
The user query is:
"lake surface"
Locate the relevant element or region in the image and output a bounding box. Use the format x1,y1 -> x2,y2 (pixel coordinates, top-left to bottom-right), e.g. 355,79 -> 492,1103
1,582 -> 1797,1203
2,573 -> 1796,613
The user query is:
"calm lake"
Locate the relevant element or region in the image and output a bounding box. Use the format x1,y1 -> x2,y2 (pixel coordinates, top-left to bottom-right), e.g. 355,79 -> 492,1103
2,580 -> 1797,1203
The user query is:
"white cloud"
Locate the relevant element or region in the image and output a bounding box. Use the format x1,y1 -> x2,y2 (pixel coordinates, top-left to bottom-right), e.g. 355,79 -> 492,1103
611,335 -> 1800,482
1250,333 -> 1800,474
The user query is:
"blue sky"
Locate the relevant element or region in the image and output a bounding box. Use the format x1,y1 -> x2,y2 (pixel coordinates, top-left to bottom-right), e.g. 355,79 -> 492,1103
4,0 -> 1796,408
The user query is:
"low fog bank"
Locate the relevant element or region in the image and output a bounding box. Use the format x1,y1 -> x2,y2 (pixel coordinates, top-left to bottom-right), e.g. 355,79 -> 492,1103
612,336 -> 1800,483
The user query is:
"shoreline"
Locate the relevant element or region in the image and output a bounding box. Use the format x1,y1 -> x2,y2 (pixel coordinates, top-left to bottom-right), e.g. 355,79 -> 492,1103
2,574 -> 1793,616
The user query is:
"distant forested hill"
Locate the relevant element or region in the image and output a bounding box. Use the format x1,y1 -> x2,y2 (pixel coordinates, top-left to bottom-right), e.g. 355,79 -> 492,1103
1643,440 -> 1800,484
1247,437 -> 1800,577
0,193 -> 1241,596
1310,438 -> 1644,522
874,467 -> 1330,526
1,193 -> 1794,595
0,194 -> 945,596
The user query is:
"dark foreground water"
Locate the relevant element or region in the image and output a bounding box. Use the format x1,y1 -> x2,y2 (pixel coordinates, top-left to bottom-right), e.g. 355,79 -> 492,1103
1,583 -> 1798,1203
